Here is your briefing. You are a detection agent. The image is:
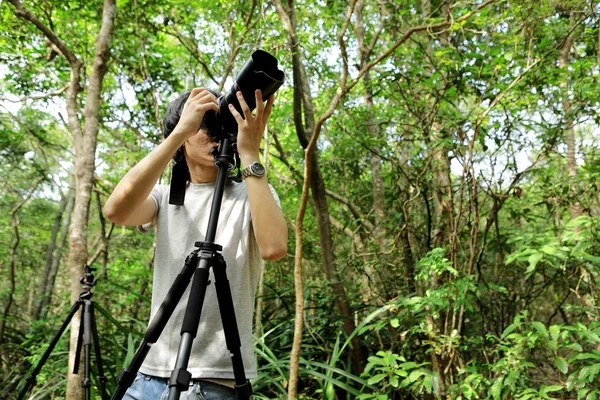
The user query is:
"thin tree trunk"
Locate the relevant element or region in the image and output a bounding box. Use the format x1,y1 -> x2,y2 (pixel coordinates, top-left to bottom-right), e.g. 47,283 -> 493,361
275,3 -> 367,394
38,183 -> 75,320
34,176 -> 75,320
65,2 -> 116,397
354,0 -> 388,302
0,179 -> 42,374
560,14 -> 583,219
421,1 -> 452,396
354,0 -> 386,248
93,189 -> 110,277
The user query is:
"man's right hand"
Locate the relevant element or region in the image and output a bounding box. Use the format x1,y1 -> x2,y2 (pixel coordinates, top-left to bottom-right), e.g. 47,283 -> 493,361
172,88 -> 219,140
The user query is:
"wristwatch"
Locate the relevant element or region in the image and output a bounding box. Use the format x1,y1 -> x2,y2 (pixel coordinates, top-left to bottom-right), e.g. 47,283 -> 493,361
241,161 -> 266,179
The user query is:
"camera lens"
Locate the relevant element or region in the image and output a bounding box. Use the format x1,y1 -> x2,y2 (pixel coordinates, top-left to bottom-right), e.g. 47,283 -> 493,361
205,50 -> 285,140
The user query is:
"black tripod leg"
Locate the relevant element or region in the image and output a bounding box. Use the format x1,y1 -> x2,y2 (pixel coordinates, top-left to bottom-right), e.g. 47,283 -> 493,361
82,300 -> 93,400
212,255 -> 252,399
89,302 -> 109,400
17,299 -> 82,400
167,255 -> 212,400
111,251 -> 199,400
74,304 -> 85,375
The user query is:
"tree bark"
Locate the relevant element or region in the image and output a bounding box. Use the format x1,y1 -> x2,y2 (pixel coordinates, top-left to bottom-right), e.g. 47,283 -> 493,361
353,0 -> 388,302
65,2 -> 116,397
0,179 -> 42,373
274,3 -> 367,395
560,14 -> 583,219
354,0 -> 386,248
9,0 -> 117,397
93,189 -> 110,277
35,176 -> 75,320
420,1 -> 453,396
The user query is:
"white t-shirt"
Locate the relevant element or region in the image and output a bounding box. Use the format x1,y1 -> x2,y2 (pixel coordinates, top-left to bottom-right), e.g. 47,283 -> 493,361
138,180 -> 279,380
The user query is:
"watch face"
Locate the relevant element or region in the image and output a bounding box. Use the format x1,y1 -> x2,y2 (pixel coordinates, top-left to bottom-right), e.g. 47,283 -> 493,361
251,162 -> 265,176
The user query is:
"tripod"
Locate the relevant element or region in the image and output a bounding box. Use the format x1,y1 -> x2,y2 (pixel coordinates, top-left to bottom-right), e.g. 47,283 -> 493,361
111,137 -> 251,400
18,265 -> 108,400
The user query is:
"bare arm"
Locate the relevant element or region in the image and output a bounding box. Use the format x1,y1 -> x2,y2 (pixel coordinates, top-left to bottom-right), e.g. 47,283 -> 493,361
103,88 -> 219,226
231,90 -> 288,261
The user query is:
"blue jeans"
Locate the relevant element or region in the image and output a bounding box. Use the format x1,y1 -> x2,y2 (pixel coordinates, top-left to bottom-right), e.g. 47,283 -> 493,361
123,372 -> 238,400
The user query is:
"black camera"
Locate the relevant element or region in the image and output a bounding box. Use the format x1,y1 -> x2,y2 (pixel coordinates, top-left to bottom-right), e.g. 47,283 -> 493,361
201,50 -> 285,141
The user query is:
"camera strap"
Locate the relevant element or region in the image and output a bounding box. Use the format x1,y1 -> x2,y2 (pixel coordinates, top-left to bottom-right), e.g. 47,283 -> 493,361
168,157 -> 190,206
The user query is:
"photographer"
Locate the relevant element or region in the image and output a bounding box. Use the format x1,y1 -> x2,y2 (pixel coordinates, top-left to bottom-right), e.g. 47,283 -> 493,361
103,88 -> 288,399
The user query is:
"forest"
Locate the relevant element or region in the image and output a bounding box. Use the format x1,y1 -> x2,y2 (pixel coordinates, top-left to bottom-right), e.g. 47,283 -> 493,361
1,0 -> 600,399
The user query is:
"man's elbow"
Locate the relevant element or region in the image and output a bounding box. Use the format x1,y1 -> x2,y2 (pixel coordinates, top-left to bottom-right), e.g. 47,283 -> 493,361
103,203 -> 126,225
260,243 -> 288,261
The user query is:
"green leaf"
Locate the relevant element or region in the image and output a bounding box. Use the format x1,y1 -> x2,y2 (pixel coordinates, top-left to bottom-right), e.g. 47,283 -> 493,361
579,388 -> 591,400
528,253 -> 543,273
549,325 -> 561,342
502,323 -> 519,339
582,253 -> 600,264
367,373 -> 387,385
569,342 -> 584,352
541,384 -> 563,394
532,321 -> 548,338
540,245 -> 558,255
575,353 -> 600,361
390,318 -> 400,328
490,377 -> 504,400
555,357 -> 568,374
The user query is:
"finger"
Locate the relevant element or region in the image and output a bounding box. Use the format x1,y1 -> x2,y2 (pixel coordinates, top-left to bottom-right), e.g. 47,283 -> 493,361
236,91 -> 253,120
255,89 -> 264,119
197,91 -> 218,105
198,102 -> 220,114
189,87 -> 206,101
228,103 -> 244,124
262,95 -> 274,124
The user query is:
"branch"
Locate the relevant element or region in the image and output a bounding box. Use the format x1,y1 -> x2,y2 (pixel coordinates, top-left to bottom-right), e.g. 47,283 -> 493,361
156,25 -> 219,86
0,84 -> 69,103
330,214 -> 364,251
345,0 -> 500,97
118,119 -> 161,145
6,0 -> 79,66
325,189 -> 375,232
7,0 -> 83,143
218,0 -> 259,92
476,12 -> 590,128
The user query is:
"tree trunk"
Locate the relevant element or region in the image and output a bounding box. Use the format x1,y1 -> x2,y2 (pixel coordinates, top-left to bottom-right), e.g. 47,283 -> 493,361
421,1 -> 453,396
63,2 -> 116,398
35,176 -> 75,320
275,0 -> 366,382
0,179 -> 42,374
354,0 -> 386,248
274,1 -> 366,395
354,0 -> 389,302
93,189 -> 110,277
560,14 -> 583,219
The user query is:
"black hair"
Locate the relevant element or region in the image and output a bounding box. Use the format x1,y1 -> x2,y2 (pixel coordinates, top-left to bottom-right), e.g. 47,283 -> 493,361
163,89 -> 227,206
162,89 -> 222,141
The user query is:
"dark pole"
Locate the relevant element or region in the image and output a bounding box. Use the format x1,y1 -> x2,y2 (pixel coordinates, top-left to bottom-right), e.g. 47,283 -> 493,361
168,137 -> 250,400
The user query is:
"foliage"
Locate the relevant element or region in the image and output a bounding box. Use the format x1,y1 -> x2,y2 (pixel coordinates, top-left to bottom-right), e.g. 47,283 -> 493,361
1,0 -> 600,398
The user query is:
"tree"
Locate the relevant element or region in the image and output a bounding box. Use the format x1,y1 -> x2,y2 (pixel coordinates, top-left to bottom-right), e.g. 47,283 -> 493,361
6,1 -> 117,397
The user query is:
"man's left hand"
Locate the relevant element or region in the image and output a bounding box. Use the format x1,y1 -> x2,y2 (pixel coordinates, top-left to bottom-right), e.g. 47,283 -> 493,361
229,89 -> 274,162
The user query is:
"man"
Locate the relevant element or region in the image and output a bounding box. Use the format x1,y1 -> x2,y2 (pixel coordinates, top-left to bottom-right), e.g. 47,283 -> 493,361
103,88 -> 288,399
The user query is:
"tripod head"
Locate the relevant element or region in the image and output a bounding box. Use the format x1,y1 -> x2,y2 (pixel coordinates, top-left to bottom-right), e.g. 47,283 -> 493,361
80,265 -> 97,291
